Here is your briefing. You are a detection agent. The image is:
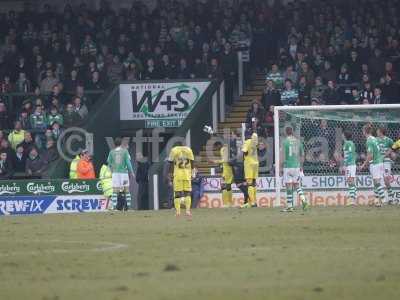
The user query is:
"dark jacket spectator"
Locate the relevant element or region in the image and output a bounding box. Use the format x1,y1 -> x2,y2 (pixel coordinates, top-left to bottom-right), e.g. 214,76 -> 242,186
142,59 -> 161,80
41,139 -> 59,163
0,102 -> 10,129
347,88 -> 362,104
246,101 -> 265,126
191,168 -> 204,208
17,131 -> 35,156
298,62 -> 315,85
12,145 -> 27,173
297,76 -> 312,105
323,81 -> 340,105
310,77 -> 327,102
347,51 -> 362,82
124,64 -> 140,81
63,103 -> 82,127
372,87 -> 385,104
360,82 -> 374,103
220,43 -> 237,78
160,55 -> 176,79
0,140 -> 15,165
319,61 -> 337,84
18,110 -> 31,130
263,105 -> 275,137
26,147 -> 48,178
337,64 -> 352,85
176,58 -> 192,79
64,69 -> 80,92
368,49 -> 385,80
381,74 -> 399,104
87,71 -> 105,90
135,153 -> 150,210
0,152 -> 13,179
263,80 -> 281,107
192,59 -> 207,78
206,58 -> 223,79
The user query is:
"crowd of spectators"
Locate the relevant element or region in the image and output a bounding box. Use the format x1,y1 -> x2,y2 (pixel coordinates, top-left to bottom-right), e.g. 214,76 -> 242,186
244,0 -> 400,139
0,0 -> 251,178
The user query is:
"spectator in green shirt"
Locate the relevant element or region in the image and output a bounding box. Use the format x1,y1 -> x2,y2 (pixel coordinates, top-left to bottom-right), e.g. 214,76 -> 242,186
281,79 -> 299,105
50,121 -> 63,140
30,105 -> 48,149
48,106 -> 63,127
30,105 -> 47,131
266,63 -> 284,90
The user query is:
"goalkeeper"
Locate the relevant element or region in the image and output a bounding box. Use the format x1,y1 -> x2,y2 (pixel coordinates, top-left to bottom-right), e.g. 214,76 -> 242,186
204,126 -> 250,207
214,141 -> 234,207
280,126 -> 308,212
107,137 -> 134,210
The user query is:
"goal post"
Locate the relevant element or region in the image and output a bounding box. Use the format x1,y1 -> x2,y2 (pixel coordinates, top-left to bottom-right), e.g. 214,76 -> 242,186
274,104 -> 400,208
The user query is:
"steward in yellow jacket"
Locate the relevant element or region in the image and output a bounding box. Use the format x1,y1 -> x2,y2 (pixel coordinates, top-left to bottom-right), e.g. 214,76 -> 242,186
99,164 -> 112,198
69,155 -> 81,179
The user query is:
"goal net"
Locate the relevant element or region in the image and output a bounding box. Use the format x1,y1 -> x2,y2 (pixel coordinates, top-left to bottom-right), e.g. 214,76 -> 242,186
273,104 -> 400,207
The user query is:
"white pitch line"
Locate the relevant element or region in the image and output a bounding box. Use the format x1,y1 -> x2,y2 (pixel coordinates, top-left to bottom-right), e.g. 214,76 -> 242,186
0,240 -> 129,257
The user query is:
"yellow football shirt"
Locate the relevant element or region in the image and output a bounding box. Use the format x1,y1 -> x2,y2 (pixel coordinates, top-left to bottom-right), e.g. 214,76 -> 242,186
393,139 -> 400,150
168,146 -> 194,181
242,133 -> 259,165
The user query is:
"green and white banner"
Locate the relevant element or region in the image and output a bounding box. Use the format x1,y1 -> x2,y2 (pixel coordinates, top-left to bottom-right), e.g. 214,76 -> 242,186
0,180 -> 102,196
119,81 -> 210,127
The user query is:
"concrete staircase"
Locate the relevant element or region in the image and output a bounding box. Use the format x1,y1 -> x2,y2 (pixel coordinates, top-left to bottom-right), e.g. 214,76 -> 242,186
196,73 -> 265,175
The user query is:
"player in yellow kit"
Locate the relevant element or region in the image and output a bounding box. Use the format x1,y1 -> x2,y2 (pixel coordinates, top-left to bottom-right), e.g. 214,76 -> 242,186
214,141 -> 234,207
242,131 -> 259,208
167,145 -> 195,217
393,138 -> 400,151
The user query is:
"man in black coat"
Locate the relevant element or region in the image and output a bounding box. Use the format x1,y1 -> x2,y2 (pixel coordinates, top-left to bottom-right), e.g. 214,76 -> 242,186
135,153 -> 151,210
0,152 -> 13,179
12,145 -> 27,173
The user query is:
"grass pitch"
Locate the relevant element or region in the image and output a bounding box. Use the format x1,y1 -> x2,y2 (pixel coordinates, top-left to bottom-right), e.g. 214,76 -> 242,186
1,207 -> 400,300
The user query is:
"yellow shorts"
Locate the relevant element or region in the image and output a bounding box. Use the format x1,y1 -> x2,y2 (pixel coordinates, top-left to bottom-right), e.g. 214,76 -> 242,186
244,162 -> 259,180
222,163 -> 234,184
173,179 -> 192,192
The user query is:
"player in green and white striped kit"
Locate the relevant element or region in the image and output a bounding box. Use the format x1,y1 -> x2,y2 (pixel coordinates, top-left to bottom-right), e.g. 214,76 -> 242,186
107,137 -> 134,210
360,125 -> 385,207
342,130 -> 357,206
377,127 -> 396,204
280,126 -> 308,212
